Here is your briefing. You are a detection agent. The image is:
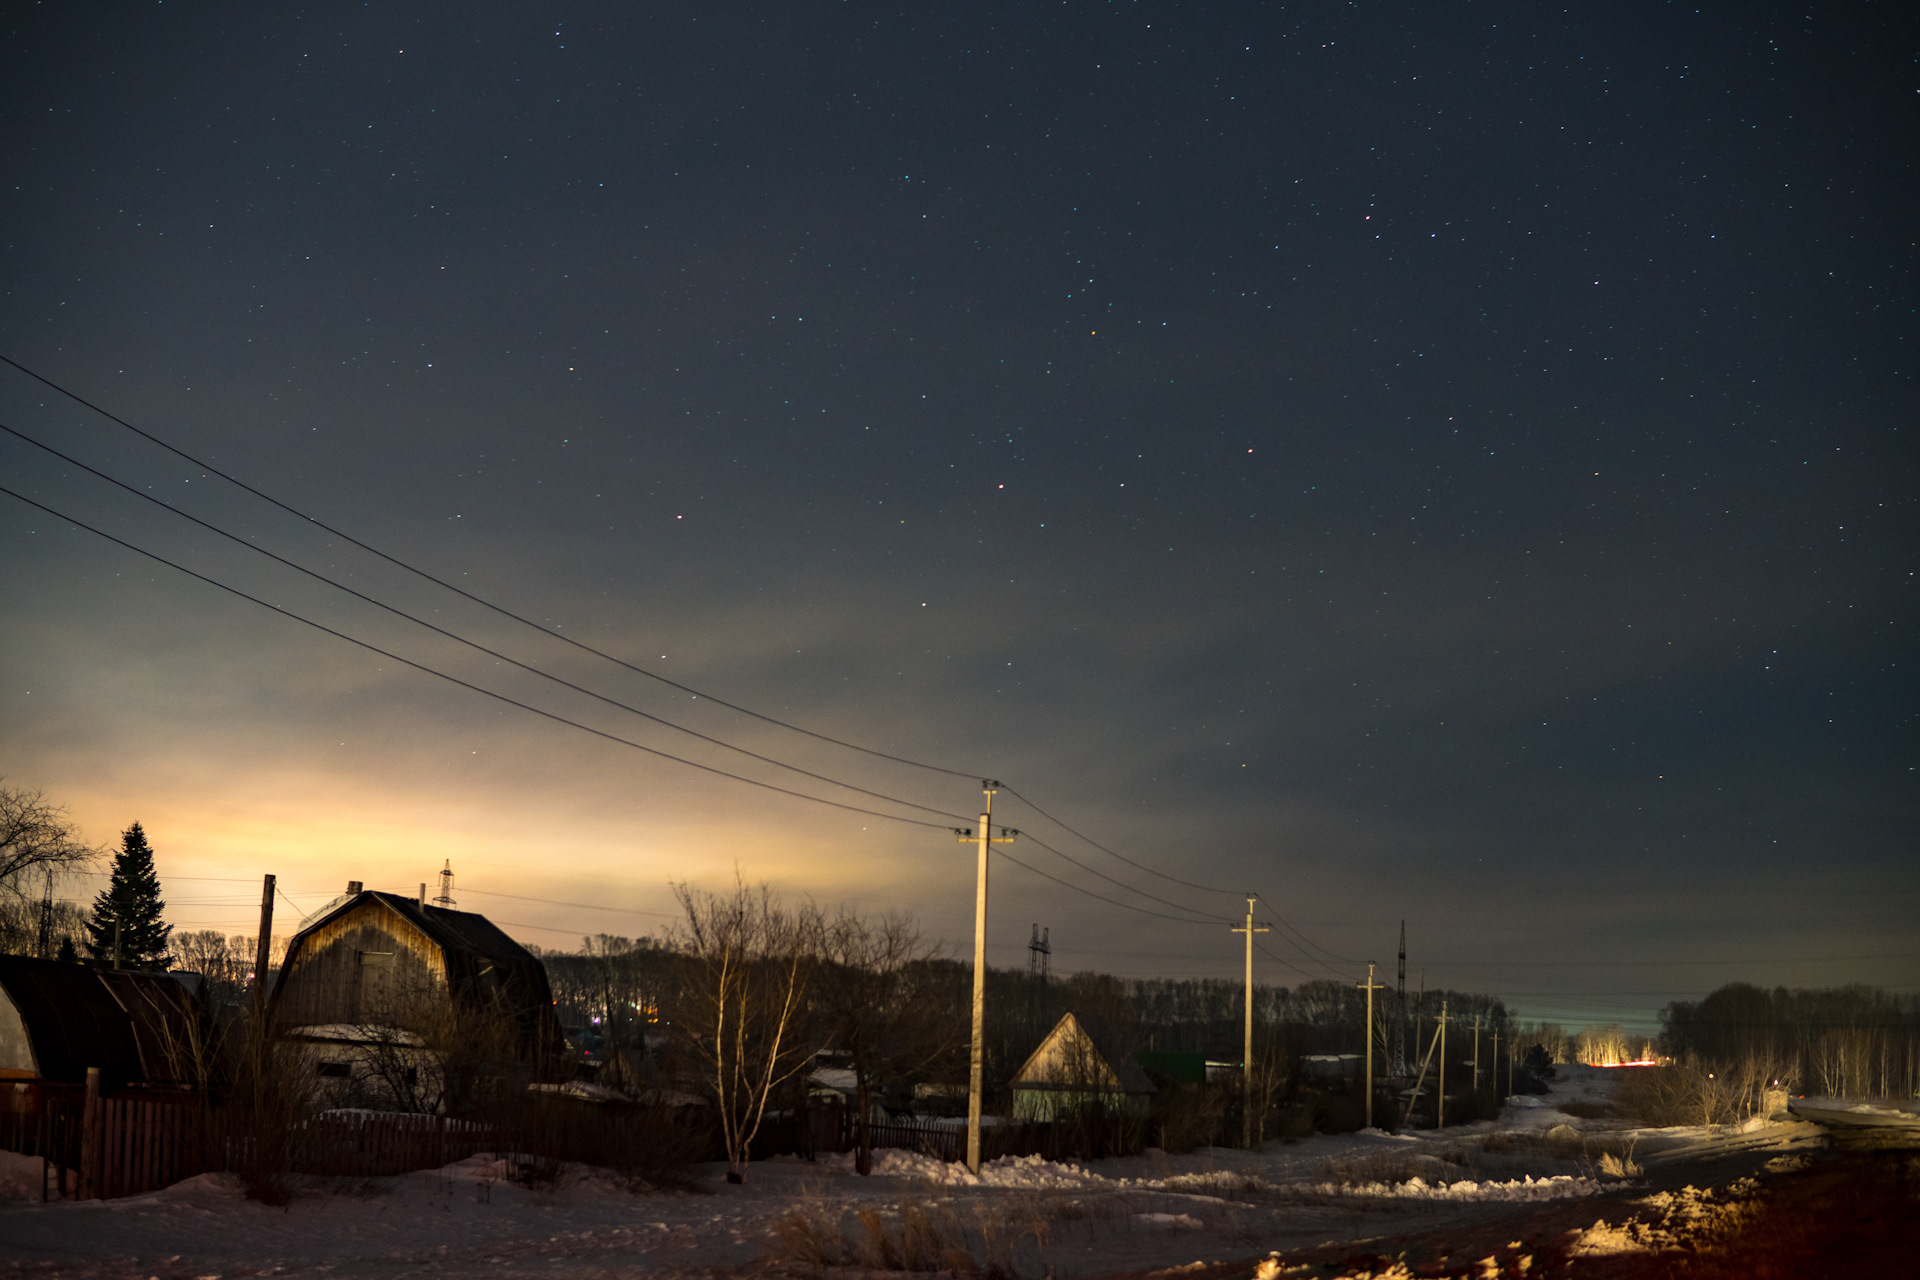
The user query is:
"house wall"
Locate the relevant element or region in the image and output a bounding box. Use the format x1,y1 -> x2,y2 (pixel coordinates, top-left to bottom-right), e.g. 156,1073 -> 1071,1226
1012,1085 -> 1134,1121
0,993 -> 32,1076
275,902 -> 449,1030
292,1034 -> 446,1113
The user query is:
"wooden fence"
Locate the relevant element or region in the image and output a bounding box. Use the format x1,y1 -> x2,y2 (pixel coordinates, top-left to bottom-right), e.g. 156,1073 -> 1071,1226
0,1079 -> 493,1201
5,1081 -> 1146,1200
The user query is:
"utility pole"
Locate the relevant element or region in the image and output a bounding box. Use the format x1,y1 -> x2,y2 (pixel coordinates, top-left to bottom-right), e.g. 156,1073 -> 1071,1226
252,874 -> 276,1016
1358,962 -> 1387,1130
433,859 -> 456,907
1437,1000 -> 1449,1131
1394,921 -> 1407,1074
1232,895 -> 1270,1148
1472,1016 -> 1482,1093
1414,968 -> 1425,1077
957,781 -> 1016,1174
1491,1028 -> 1501,1105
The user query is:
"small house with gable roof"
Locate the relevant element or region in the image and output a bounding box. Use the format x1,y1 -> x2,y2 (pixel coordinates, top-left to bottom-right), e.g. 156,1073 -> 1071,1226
1009,1011 -> 1156,1120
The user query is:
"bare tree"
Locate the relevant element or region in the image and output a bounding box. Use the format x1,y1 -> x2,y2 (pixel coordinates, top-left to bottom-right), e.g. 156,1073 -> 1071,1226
0,895 -> 86,957
819,909 -> 953,1174
668,878 -> 824,1184
0,783 -> 96,897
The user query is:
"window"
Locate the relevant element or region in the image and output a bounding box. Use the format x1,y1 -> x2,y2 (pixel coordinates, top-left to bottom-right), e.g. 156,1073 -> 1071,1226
318,1061 -> 351,1079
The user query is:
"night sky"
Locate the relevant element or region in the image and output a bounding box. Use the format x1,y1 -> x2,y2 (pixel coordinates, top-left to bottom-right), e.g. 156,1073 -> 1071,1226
2,2 -> 1913,1034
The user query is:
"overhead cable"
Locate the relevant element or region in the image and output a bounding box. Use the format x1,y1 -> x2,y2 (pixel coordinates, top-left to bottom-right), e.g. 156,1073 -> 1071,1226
0,421 -> 972,824
988,846 -> 1228,926
1015,831 -> 1236,923
0,484 -> 957,832
0,354 -> 979,780
998,785 -> 1242,895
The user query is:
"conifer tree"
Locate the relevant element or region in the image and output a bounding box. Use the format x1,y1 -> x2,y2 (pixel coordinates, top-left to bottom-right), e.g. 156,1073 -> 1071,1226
86,821 -> 172,968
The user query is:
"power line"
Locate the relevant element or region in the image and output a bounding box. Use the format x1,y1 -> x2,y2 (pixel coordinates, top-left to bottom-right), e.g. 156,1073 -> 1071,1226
1253,938 -> 1338,983
1,366 -> 1356,929
2,362 -> 1446,942
1,484 -> 959,833
1,354 -> 979,781
989,846 -> 1228,926
0,420 -> 972,826
1016,831 -> 1235,923
994,786 -> 1360,971
997,786 -> 1242,895
1254,904 -> 1359,969
459,887 -> 680,920
1424,953 -> 1920,970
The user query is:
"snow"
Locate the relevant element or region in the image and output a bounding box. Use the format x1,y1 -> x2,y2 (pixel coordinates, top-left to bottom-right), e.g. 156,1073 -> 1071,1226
0,1149 -> 46,1202
0,1058 -> 1820,1277
815,1148 -> 1110,1187
286,1022 -> 427,1046
527,1079 -> 630,1103
1282,1173 -> 1606,1203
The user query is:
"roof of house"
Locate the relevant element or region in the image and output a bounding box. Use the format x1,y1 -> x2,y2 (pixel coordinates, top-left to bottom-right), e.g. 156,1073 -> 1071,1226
273,888 -> 566,1065
281,890 -> 553,1004
0,956 -> 206,1089
1011,1011 -> 1157,1095
1133,1049 -> 1208,1085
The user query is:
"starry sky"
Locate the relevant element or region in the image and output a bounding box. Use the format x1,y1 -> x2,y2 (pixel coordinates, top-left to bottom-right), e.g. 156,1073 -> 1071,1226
1,2 -> 1913,1034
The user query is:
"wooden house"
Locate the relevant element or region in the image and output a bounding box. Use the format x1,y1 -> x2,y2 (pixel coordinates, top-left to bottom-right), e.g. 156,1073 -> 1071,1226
0,956 -> 211,1091
269,883 -> 565,1071
1009,1011 -> 1156,1120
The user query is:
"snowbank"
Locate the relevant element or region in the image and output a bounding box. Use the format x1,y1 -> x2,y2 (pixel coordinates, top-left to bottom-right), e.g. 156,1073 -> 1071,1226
817,1149 -> 1110,1188
1285,1173 -> 1606,1203
0,1151 -> 45,1203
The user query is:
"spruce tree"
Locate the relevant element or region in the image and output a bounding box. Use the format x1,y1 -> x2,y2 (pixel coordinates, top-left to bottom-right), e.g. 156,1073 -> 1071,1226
86,821 -> 172,968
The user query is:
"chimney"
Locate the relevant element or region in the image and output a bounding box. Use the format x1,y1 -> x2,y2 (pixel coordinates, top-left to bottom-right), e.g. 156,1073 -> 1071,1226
346,880 -> 363,895
418,883 -> 427,909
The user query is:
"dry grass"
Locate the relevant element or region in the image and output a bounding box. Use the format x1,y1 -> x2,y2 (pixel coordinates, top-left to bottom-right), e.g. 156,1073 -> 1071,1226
767,1191 -> 1103,1276
1598,1150 -> 1644,1179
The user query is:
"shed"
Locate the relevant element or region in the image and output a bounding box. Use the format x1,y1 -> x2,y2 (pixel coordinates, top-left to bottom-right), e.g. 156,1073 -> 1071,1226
1133,1049 -> 1207,1086
269,885 -> 565,1067
1010,1012 -> 1156,1120
0,956 -> 210,1091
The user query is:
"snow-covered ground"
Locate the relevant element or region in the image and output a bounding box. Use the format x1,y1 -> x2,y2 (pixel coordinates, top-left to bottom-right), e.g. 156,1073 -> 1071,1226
0,1065 -> 1837,1279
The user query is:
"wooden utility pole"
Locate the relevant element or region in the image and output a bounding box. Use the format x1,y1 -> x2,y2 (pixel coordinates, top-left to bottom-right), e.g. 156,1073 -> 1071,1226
1472,1016 -> 1482,1092
1437,1000 -> 1449,1130
252,873 -> 276,1015
957,781 -> 1016,1174
1232,895 -> 1270,1148
1358,962 -> 1387,1130
1394,921 -> 1407,1073
1492,1029 -> 1501,1105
